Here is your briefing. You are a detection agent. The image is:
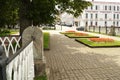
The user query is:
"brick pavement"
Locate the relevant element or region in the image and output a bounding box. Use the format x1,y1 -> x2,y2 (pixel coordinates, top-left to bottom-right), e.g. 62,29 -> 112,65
45,31 -> 120,80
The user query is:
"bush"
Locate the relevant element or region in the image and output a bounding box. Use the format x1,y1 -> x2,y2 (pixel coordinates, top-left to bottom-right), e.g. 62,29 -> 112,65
0,29 -> 10,36
2,29 -> 10,33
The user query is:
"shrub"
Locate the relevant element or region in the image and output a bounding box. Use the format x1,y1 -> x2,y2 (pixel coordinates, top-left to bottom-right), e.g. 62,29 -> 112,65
2,29 -> 10,33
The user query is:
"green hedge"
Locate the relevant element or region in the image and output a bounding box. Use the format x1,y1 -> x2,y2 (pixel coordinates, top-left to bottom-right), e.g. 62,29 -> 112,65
43,32 -> 50,50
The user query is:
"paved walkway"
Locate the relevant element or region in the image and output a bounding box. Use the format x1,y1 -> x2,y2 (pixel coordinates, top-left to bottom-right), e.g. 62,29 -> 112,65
44,29 -> 120,80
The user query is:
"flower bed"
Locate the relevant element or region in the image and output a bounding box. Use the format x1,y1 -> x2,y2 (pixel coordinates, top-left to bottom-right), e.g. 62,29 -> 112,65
66,30 -> 76,33
60,30 -> 76,34
65,32 -> 99,38
75,38 -> 120,48
89,38 -> 114,43
75,32 -> 88,36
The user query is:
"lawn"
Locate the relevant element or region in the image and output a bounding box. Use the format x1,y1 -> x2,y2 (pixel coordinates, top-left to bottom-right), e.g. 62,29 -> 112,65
75,38 -> 120,48
43,32 -> 50,50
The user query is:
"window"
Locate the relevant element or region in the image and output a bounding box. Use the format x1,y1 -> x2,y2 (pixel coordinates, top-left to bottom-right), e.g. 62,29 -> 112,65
109,6 -> 111,10
95,14 -> 98,19
113,21 -> 115,25
117,21 -> 119,26
105,6 -> 107,10
86,22 -> 88,26
96,5 -> 98,10
105,14 -> 107,19
95,22 -> 97,26
91,6 -> 93,10
114,6 -> 116,11
105,21 -> 107,26
117,14 -> 119,19
117,6 -> 119,11
90,21 -> 93,26
91,14 -> 93,19
113,14 -> 116,19
86,13 -> 88,18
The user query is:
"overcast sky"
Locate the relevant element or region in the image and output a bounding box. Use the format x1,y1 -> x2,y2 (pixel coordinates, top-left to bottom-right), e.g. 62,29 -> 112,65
86,0 -> 120,2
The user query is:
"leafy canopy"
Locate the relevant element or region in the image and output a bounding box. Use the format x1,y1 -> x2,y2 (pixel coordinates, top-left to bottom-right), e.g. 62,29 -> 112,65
0,0 -> 92,27
0,0 -> 19,27
28,0 -> 92,25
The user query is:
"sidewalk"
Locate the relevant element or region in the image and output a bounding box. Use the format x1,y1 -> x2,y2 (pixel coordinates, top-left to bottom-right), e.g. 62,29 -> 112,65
45,29 -> 120,80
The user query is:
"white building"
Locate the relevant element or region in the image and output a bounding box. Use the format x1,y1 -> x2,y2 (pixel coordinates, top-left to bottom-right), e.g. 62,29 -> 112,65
74,1 -> 120,27
60,12 -> 74,25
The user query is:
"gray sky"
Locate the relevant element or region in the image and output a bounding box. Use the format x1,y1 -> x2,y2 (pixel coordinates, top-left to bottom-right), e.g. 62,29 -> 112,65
86,0 -> 120,2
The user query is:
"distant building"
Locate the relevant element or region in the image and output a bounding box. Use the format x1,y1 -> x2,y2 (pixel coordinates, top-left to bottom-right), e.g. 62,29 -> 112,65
74,1 -> 120,27
60,12 -> 74,26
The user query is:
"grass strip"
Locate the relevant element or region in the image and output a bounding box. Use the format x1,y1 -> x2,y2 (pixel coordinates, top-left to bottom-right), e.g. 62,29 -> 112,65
43,32 -> 50,50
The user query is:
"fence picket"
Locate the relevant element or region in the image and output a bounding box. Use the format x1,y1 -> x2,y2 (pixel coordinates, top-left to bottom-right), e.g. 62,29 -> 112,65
6,41 -> 34,80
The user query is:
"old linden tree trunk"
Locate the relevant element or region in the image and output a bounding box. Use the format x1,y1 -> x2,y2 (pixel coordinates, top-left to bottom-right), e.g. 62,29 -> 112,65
19,0 -> 32,36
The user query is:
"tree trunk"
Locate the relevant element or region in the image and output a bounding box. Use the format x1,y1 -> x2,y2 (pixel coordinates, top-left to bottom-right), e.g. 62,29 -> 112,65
19,0 -> 32,46
19,0 -> 31,36
20,19 -> 31,36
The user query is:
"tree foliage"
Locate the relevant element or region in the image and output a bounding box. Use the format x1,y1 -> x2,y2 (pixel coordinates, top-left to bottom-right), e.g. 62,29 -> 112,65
0,0 -> 19,27
56,0 -> 92,17
0,0 -> 92,34
31,0 -> 57,25
0,0 -> 7,27
20,0 -> 91,26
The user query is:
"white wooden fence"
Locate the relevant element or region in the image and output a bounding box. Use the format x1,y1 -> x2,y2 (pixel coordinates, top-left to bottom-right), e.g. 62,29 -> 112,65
0,37 -> 35,80
0,36 -> 21,57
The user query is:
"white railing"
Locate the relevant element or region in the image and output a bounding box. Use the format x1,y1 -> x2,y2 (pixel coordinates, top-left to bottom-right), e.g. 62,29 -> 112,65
0,36 -> 21,57
0,36 -> 35,80
6,41 -> 34,80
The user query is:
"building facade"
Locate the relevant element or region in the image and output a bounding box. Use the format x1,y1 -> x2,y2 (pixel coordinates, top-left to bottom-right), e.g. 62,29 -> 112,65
74,1 -> 120,27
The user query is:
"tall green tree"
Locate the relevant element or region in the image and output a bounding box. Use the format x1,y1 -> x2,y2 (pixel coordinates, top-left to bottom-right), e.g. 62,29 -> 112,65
0,0 -> 91,35
0,0 -> 19,28
0,0 -> 7,27
5,0 -> 19,28
20,0 -> 91,35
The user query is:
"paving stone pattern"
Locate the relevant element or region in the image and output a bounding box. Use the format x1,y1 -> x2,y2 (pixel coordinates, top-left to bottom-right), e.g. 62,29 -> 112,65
45,31 -> 120,80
